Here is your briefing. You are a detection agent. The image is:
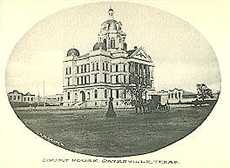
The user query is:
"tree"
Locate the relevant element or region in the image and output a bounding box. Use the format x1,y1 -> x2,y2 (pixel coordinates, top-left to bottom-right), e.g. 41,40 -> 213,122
196,83 -> 214,101
122,71 -> 150,114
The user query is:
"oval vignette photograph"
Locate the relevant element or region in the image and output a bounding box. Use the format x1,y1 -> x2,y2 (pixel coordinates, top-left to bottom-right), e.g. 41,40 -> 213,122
5,2 -> 221,157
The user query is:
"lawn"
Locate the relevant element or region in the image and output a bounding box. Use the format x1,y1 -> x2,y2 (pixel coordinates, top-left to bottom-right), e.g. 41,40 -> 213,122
15,105 -> 215,157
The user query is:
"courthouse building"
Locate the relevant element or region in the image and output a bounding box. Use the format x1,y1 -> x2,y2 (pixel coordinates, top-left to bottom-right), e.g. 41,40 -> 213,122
63,8 -> 155,108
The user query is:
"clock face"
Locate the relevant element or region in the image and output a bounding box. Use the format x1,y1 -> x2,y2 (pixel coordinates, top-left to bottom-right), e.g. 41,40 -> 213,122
5,2 -> 220,157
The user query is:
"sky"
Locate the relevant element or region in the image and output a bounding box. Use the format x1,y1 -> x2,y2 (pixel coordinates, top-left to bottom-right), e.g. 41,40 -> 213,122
5,2 -> 221,95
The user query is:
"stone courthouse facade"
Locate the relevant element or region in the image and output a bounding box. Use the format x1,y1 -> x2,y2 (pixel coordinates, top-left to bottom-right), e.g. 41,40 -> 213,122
63,8 -> 155,108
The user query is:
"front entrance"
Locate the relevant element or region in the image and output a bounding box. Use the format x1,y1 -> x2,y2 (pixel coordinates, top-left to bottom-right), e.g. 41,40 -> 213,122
80,91 -> 86,102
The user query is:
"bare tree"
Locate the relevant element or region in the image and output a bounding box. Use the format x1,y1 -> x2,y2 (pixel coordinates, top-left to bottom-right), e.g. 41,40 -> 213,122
122,71 -> 150,114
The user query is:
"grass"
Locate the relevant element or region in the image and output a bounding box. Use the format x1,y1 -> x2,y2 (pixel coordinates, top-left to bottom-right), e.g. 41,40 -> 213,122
15,105 -> 215,157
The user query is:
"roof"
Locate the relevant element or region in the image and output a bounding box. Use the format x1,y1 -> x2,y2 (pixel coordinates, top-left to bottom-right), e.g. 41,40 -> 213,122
127,49 -> 136,56
8,90 -> 23,95
24,92 -> 35,96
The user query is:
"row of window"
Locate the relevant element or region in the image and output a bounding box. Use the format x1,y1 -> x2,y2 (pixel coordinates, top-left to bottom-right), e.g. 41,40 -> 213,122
65,67 -> 71,75
168,92 -> 182,99
66,63 -> 151,76
67,89 -> 127,100
66,74 -> 151,86
8,95 -> 34,102
69,74 -> 128,86
74,63 -> 127,74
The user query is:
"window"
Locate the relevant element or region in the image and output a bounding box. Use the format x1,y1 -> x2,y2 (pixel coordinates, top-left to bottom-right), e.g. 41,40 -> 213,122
124,75 -> 126,83
106,63 -> 108,71
104,74 -> 107,83
9,96 -> 12,100
84,76 -> 87,84
104,89 -> 107,98
92,63 -> 95,71
67,78 -> 70,86
27,97 -> 30,101
175,93 -> 178,99
102,62 -> 105,71
116,64 -> 118,72
178,92 -> 181,99
84,64 -> 86,73
95,90 -> 98,99
110,89 -> 113,98
18,96 -> 20,100
31,97 -> 33,101
87,92 -> 90,100
77,77 -> 79,85
81,76 -> 83,84
111,38 -> 115,48
128,62 -> 131,72
66,67 -> 68,75
110,64 -> 112,72
81,65 -> 83,73
67,92 -> 70,100
87,63 -> 90,72
116,90 -> 119,99
124,90 -> 126,99
14,95 -> 16,100
69,67 -> 71,74
96,62 -> 99,71
123,64 -> 126,72
94,74 -> 98,83
77,66 -> 79,73
88,75 -> 90,84
116,75 -> 119,83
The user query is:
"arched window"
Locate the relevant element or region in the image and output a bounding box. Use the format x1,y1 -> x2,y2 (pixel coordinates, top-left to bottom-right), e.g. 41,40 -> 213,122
92,63 -> 95,71
111,38 -> 115,48
87,92 -> 90,100
103,39 -> 107,50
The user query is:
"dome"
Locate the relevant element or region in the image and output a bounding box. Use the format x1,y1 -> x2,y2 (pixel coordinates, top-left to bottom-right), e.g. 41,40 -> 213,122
93,42 -> 106,51
101,19 -> 120,31
67,48 -> 80,57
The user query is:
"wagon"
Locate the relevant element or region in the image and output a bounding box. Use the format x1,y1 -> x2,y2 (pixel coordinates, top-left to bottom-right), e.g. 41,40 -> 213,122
148,94 -> 170,112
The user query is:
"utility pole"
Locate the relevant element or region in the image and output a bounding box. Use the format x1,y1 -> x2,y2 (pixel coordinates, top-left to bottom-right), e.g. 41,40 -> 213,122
43,80 -> 46,107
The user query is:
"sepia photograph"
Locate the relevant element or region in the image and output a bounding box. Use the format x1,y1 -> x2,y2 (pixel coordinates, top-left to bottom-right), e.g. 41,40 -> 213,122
4,1 -> 222,158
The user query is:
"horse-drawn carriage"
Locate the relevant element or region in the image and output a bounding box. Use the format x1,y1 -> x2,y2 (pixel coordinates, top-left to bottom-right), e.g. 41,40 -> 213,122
148,94 -> 170,112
